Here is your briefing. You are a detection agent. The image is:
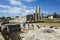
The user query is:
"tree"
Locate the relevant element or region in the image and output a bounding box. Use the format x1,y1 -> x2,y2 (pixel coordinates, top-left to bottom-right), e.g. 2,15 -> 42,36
15,16 -> 19,19
1,17 -> 5,20
53,12 -> 58,18
6,17 -> 12,20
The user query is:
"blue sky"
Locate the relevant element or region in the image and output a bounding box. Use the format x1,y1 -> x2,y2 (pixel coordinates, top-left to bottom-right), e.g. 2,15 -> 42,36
0,0 -> 60,17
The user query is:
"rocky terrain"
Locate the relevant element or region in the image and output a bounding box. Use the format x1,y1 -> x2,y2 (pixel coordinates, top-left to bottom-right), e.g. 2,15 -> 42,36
0,23 -> 60,40
22,27 -> 60,40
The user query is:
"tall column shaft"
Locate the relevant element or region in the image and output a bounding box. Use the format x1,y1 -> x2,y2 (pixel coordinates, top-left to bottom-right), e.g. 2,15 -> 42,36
35,6 -> 40,21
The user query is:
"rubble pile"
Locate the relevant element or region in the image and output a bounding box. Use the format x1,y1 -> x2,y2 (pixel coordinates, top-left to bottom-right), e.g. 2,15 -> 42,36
23,27 -> 60,40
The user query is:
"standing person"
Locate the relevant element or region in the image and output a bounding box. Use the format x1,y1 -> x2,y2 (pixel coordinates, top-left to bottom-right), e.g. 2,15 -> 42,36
23,22 -> 27,30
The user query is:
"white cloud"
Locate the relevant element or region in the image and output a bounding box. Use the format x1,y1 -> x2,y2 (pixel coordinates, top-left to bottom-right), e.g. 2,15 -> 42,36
8,0 -> 22,5
8,0 -> 27,8
23,0 -> 37,2
25,9 -> 35,14
0,4 -> 11,8
8,7 -> 21,14
0,0 -> 36,16
0,4 -> 35,16
19,9 -> 34,16
0,6 -> 22,14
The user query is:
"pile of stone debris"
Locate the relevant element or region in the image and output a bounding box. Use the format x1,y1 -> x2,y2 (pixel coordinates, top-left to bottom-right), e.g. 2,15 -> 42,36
22,27 -> 60,40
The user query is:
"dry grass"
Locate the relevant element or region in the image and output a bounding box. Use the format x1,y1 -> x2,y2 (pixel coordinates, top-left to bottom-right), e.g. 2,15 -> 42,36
30,23 -> 60,27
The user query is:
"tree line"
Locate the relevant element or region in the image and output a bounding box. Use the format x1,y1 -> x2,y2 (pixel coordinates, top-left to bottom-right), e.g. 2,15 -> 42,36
53,12 -> 60,18
45,12 -> 60,18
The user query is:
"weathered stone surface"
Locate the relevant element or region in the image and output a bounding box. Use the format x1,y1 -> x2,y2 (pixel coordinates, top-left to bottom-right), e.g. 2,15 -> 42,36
24,28 -> 60,40
0,33 -> 4,40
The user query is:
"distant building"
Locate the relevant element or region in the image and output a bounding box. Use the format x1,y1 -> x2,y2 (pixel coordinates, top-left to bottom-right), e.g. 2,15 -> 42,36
48,15 -> 53,19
